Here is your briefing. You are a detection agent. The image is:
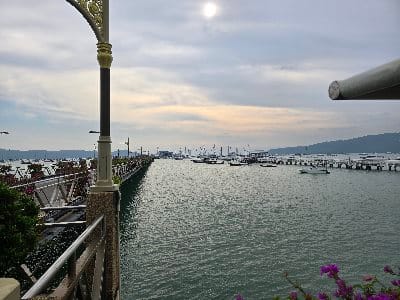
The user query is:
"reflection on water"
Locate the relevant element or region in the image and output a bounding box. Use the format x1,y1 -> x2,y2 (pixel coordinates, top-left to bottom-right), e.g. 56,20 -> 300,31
120,159 -> 400,299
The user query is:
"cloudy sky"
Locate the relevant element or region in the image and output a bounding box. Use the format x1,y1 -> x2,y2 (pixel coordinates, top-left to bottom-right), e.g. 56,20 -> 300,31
0,0 -> 399,152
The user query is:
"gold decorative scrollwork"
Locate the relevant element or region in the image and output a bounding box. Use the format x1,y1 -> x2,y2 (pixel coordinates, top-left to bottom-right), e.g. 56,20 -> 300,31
68,0 -> 105,41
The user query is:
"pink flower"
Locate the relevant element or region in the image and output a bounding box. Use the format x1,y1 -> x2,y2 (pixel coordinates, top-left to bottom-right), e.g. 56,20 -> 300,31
235,293 -> 244,300
317,292 -> 329,300
320,264 -> 339,278
391,279 -> 400,287
289,291 -> 298,300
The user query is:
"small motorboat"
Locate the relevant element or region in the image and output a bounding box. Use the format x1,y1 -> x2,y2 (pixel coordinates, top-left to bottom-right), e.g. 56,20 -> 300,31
192,157 -> 205,163
230,160 -> 247,166
299,166 -> 330,174
260,163 -> 277,167
205,158 -> 224,164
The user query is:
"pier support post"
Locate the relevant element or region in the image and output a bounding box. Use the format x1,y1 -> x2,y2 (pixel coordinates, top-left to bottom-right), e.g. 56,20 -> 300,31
86,191 -> 120,299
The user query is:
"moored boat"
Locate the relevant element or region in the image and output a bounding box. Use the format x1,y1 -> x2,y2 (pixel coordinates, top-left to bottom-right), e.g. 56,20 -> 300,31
260,163 -> 277,167
229,160 -> 247,166
192,157 -> 205,163
299,166 -> 330,174
205,158 -> 224,164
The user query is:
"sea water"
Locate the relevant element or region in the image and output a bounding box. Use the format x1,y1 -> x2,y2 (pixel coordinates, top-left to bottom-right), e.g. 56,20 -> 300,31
120,159 -> 400,299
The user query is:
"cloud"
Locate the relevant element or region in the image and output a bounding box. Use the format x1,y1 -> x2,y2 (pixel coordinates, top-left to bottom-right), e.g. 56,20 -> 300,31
0,65 -> 99,121
0,0 -> 399,150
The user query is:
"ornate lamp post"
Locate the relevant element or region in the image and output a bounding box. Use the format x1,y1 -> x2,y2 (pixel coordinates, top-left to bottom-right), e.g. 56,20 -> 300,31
66,0 -> 116,191
65,2 -> 120,298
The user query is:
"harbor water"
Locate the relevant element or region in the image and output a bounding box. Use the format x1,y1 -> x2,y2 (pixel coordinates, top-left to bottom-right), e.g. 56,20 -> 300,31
120,159 -> 400,299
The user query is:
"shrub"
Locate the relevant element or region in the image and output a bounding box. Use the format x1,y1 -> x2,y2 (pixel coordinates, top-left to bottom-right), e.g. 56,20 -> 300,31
113,175 -> 122,185
0,182 -> 39,275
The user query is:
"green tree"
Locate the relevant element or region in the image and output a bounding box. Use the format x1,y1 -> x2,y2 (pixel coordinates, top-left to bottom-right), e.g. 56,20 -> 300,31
0,182 -> 39,275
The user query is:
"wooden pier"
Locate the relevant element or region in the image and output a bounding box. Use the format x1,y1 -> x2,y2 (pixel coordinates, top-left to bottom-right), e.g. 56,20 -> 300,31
261,156 -> 400,172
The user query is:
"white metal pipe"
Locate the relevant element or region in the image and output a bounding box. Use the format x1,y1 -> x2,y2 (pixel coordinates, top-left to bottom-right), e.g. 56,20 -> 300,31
329,59 -> 400,100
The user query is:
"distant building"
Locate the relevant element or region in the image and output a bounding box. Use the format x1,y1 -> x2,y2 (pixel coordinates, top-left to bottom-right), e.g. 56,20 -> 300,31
249,150 -> 268,158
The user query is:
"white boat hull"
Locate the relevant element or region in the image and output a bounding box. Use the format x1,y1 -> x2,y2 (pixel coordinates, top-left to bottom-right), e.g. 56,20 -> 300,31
299,167 -> 330,174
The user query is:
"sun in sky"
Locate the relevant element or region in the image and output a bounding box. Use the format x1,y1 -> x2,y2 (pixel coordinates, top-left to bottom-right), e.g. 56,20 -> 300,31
203,2 -> 218,18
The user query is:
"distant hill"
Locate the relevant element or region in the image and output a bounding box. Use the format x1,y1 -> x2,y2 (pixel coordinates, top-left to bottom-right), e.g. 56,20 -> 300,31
0,149 -> 95,160
268,132 -> 400,155
0,149 -> 140,160
2,132 -> 399,159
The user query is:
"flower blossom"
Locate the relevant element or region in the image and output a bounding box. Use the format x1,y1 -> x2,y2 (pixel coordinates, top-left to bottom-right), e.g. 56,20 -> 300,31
289,291 -> 298,300
334,279 -> 353,298
320,264 -> 339,278
367,293 -> 393,300
235,293 -> 244,300
317,292 -> 329,300
391,279 -> 400,287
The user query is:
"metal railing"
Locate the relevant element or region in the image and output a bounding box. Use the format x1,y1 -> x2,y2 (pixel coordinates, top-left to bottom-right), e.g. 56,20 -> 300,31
11,172 -> 87,190
22,215 -> 106,299
11,172 -> 89,209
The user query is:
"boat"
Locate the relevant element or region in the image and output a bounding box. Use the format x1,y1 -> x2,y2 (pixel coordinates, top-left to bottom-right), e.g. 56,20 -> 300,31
229,160 -> 247,166
205,158 -> 224,164
21,159 -> 31,164
260,163 -> 277,167
192,157 -> 205,163
299,166 -> 330,174
220,156 -> 234,161
387,158 -> 400,164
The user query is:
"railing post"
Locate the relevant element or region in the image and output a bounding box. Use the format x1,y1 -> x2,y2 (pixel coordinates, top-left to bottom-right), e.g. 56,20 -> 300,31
67,251 -> 76,280
86,190 -> 120,299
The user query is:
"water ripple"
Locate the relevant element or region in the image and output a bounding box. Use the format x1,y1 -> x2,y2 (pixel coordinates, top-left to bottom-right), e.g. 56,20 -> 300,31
121,160 -> 400,299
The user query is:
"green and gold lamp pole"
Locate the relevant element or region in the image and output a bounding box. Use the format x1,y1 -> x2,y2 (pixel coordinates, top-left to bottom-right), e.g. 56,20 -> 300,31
66,0 -> 117,191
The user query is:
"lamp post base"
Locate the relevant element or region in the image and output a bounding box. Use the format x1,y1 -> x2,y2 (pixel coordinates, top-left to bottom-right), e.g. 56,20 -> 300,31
92,135 -> 118,192
91,184 -> 119,193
